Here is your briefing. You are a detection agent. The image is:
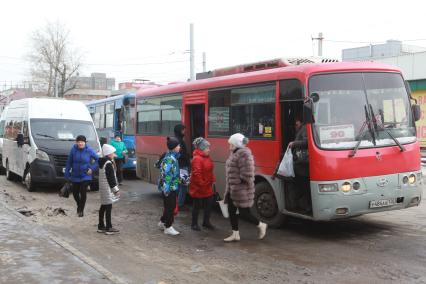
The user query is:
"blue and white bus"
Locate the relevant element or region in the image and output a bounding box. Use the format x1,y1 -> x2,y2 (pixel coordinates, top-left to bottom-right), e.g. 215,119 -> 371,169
86,93 -> 136,172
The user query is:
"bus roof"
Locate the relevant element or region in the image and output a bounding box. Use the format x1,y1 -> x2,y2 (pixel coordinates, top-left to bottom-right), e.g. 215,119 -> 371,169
86,92 -> 135,106
136,62 -> 403,98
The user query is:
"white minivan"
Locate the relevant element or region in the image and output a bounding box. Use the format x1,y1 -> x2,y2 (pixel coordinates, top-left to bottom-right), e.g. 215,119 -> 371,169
2,98 -> 101,191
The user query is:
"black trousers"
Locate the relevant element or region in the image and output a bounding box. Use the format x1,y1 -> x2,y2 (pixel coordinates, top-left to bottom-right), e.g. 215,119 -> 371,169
160,191 -> 176,228
191,196 -> 214,226
115,158 -> 124,183
99,204 -> 112,229
228,195 -> 259,231
72,181 -> 89,213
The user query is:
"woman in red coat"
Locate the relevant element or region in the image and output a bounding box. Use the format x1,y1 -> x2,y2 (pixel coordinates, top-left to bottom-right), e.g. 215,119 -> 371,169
190,137 -> 216,231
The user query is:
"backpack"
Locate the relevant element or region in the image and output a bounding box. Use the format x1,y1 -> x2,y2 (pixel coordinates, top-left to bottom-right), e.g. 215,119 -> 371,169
154,152 -> 167,169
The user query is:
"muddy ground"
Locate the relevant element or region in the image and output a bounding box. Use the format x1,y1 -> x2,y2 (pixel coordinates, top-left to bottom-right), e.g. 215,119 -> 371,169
1,176 -> 426,284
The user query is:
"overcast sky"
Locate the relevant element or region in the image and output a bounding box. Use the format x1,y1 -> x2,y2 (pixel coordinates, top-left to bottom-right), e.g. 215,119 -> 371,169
1,0 -> 426,87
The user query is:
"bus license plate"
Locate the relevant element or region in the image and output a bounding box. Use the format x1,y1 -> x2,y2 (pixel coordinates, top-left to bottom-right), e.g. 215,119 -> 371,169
369,198 -> 396,208
62,168 -> 66,173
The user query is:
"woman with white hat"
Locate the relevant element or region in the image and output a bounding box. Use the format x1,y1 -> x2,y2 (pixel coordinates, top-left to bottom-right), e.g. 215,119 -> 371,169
97,144 -> 120,235
223,133 -> 267,242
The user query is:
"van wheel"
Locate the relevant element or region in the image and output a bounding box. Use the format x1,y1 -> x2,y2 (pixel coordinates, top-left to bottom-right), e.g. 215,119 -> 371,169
251,181 -> 286,228
24,168 -> 36,192
0,155 -> 5,175
6,160 -> 15,181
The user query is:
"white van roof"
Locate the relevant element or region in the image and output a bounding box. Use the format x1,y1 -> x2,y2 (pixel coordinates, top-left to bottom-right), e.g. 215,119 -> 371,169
9,98 -> 92,121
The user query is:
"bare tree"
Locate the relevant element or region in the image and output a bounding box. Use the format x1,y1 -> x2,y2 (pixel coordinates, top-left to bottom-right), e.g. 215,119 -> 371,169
28,21 -> 82,97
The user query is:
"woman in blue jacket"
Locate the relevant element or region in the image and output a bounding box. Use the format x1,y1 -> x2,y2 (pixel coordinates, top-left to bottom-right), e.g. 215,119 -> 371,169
65,135 -> 99,217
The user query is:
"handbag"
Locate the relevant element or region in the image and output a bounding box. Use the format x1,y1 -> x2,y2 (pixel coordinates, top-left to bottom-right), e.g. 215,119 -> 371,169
59,182 -> 72,198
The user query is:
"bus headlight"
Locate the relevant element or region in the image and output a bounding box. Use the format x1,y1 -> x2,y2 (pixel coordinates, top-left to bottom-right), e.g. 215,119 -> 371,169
319,183 -> 338,192
341,182 -> 351,193
36,149 -> 50,161
408,174 -> 416,185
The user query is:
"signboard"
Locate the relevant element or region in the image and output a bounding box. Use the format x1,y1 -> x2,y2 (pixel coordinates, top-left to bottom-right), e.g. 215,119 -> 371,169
209,107 -> 229,133
319,124 -> 355,144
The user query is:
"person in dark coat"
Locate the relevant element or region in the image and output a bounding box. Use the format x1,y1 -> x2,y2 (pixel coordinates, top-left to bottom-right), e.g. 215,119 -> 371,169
189,137 -> 215,231
289,117 -> 311,213
65,135 -> 99,217
174,124 -> 190,207
223,133 -> 267,242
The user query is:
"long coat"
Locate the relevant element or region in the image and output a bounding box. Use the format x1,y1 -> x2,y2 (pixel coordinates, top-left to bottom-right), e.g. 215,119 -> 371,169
189,149 -> 215,198
224,147 -> 255,208
98,157 -> 119,205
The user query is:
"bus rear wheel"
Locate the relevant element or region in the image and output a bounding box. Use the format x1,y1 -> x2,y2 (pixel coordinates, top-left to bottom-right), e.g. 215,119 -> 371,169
252,181 -> 286,228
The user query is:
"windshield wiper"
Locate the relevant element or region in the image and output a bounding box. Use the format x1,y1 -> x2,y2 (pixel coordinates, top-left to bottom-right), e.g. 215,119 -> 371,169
349,105 -> 376,158
369,104 -> 405,152
35,133 -> 57,139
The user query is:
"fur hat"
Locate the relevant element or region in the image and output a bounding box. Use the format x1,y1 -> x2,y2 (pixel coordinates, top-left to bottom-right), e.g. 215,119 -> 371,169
193,137 -> 210,150
167,137 -> 180,150
228,133 -> 249,148
102,144 -> 116,156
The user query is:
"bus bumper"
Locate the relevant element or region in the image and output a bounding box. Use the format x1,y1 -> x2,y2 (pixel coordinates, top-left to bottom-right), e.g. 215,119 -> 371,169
123,157 -> 136,171
311,171 -> 423,221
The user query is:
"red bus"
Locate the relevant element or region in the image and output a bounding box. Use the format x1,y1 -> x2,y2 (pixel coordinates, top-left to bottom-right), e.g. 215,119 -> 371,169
135,60 -> 422,227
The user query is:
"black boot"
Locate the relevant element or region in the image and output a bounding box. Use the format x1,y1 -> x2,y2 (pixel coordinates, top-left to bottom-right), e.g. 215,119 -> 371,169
191,224 -> 201,231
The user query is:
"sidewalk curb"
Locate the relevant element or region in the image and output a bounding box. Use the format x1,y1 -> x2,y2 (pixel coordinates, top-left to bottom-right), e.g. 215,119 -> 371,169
0,201 -> 128,284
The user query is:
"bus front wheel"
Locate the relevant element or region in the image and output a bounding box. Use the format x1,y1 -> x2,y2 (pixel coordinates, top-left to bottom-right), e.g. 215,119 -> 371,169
252,181 -> 286,228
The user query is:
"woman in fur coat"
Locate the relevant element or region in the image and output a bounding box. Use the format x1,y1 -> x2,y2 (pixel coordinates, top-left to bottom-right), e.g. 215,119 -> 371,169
223,133 -> 267,242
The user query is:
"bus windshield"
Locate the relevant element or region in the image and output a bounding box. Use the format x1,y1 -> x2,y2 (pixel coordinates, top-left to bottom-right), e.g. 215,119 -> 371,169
309,72 -> 416,150
121,104 -> 135,135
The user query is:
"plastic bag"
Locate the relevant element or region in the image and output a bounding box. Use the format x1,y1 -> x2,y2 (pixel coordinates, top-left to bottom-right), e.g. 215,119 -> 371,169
59,182 -> 72,198
277,147 -> 295,177
217,200 -> 229,218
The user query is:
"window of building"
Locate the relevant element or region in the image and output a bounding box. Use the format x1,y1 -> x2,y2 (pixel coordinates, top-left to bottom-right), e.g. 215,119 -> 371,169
208,83 -> 276,139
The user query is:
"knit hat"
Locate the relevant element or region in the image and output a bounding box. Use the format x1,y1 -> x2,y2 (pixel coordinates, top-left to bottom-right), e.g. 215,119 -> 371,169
193,137 -> 210,150
102,144 -> 116,156
228,133 -> 249,148
167,137 -> 180,150
76,135 -> 87,142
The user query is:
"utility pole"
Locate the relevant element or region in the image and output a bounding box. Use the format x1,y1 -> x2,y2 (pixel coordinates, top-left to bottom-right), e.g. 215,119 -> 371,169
312,32 -> 324,56
189,23 -> 195,81
202,52 -> 206,72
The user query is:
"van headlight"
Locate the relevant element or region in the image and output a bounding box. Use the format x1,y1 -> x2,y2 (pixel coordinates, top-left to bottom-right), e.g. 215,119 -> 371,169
36,149 -> 50,161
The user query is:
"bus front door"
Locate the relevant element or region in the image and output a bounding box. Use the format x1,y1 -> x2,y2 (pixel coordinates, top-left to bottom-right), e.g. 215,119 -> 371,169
182,92 -> 207,152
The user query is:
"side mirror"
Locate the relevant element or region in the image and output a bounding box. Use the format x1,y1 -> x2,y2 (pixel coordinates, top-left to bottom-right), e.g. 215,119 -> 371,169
16,133 -> 24,147
310,93 -> 320,103
412,104 -> 421,121
303,102 -> 315,124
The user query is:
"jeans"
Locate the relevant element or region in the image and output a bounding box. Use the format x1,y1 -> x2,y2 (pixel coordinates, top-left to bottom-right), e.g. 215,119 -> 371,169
228,195 -> 259,231
72,181 -> 90,213
178,184 -> 188,207
191,196 -> 214,226
115,158 -> 124,183
160,191 -> 177,228
99,204 -> 112,229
